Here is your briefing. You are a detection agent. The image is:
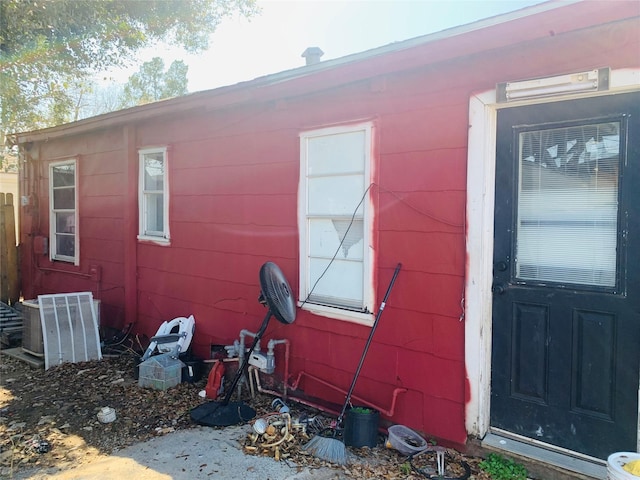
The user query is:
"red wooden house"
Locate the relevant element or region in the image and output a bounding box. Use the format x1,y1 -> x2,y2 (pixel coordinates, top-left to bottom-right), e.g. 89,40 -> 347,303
11,1 -> 640,475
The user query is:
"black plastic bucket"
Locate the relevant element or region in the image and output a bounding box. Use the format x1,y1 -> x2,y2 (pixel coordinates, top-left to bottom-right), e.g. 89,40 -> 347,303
178,354 -> 204,383
343,407 -> 380,447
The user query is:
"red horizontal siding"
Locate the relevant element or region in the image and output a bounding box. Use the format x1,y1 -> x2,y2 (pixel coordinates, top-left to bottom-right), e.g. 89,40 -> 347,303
172,194 -> 297,227
380,103 -> 470,154
80,151 -> 126,176
433,315 -> 465,361
81,173 -> 126,197
379,231 -> 465,276
81,195 -> 125,219
374,309 -> 434,352
90,259 -> 124,285
379,149 -> 468,192
136,248 -> 296,286
423,396 -> 466,444
171,162 -> 298,196
39,129 -> 124,159
80,217 -> 124,241
81,239 -> 124,263
392,270 -> 464,318
287,326 -> 333,365
168,129 -> 300,169
168,222 -> 297,258
378,191 -> 465,232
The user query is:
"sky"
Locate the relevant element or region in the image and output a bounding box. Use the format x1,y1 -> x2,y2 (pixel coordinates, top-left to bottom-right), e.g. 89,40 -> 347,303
106,0 -> 551,93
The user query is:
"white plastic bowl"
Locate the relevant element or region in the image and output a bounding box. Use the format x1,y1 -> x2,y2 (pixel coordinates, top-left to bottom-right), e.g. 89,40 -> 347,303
608,452 -> 640,480
387,424 -> 428,456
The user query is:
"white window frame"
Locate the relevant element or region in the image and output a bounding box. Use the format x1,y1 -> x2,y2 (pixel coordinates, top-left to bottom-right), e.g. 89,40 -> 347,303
298,123 -> 375,325
49,159 -> 78,265
138,147 -> 170,243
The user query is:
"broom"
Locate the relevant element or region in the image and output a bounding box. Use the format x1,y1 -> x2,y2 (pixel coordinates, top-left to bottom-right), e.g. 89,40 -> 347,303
302,263 -> 402,465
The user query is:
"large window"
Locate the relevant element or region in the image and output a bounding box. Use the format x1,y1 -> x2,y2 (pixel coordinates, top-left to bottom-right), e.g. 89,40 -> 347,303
138,147 -> 169,242
299,123 -> 374,323
50,160 -> 78,264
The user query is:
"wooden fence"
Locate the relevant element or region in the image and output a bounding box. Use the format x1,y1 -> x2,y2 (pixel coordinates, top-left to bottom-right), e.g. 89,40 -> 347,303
0,192 -> 19,305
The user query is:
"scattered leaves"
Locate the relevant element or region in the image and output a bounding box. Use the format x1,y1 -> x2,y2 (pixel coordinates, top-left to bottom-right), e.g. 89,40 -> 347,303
1,353 -> 495,479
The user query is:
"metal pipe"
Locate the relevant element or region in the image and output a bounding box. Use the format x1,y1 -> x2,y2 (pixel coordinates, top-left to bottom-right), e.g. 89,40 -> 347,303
238,329 -> 260,396
221,311 -> 271,407
236,330 -> 406,418
266,338 -> 290,398
251,366 -> 407,418
248,366 -> 341,417
294,370 -> 408,417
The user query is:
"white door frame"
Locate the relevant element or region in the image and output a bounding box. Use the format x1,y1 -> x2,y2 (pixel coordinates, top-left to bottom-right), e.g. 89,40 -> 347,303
463,68 -> 640,443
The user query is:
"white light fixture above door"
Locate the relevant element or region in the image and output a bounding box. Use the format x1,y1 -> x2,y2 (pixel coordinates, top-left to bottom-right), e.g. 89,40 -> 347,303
497,68 -> 610,102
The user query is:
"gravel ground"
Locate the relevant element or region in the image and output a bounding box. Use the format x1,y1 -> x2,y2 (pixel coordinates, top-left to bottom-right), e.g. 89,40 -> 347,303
0,350 -> 492,479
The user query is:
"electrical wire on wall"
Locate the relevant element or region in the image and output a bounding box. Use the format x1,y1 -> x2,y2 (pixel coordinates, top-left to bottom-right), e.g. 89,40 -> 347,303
301,181 -> 465,311
300,183 -> 373,311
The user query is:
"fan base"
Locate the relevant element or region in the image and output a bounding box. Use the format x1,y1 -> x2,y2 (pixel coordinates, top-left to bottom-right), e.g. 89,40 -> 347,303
190,400 -> 256,427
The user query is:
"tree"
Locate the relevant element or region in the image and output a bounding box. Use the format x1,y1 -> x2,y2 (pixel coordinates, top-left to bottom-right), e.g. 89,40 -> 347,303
0,0 -> 258,136
119,58 -> 189,108
77,82 -> 126,120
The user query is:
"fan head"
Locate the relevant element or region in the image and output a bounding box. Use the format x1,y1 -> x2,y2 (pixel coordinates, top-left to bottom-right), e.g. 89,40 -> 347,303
259,262 -> 296,324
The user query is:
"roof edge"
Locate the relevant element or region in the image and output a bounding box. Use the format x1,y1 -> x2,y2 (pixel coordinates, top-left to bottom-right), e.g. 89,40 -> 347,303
9,0 -> 599,144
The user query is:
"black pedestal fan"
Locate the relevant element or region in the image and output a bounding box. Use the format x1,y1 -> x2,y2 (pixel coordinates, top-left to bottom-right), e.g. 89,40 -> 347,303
190,262 -> 296,427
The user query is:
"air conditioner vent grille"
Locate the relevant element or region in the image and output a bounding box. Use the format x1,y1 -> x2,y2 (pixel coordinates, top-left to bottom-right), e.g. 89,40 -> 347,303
37,292 -> 101,370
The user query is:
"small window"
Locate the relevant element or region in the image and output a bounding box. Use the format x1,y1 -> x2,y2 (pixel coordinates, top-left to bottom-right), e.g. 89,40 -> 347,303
138,147 -> 169,242
299,123 -> 374,323
49,160 -> 78,264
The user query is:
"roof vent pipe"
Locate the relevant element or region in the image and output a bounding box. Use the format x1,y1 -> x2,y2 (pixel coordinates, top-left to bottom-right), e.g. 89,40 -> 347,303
302,47 -> 324,66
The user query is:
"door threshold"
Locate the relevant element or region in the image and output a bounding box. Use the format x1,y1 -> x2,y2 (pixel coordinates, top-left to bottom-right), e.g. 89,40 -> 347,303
482,431 -> 607,480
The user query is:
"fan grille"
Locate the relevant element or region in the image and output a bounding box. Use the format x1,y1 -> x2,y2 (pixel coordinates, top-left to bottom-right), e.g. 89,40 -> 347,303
259,262 -> 296,324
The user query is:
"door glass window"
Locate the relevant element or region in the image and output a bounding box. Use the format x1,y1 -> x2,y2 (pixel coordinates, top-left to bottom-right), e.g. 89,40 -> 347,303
516,121 -> 620,287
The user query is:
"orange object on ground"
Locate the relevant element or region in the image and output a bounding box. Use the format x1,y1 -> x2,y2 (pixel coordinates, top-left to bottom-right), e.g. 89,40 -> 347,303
205,360 -> 225,399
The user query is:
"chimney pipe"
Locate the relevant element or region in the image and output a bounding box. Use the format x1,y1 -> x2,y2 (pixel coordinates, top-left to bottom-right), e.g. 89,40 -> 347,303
302,47 -> 324,66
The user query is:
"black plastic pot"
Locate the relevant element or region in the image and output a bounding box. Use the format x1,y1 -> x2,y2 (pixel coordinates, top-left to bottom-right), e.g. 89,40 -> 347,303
343,407 -> 380,448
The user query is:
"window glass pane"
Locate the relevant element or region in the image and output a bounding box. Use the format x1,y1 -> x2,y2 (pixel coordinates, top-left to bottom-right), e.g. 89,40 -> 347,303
308,131 -> 365,175
56,233 -> 75,257
308,258 -> 363,308
51,162 -> 76,262
516,122 -> 619,287
53,187 -> 75,210
55,212 -> 75,234
145,193 -> 164,232
308,175 -> 364,215
144,155 -> 164,191
309,218 -> 363,260
52,164 -> 75,187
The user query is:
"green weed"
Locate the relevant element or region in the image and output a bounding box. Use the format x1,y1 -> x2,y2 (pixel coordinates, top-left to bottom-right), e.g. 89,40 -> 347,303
479,453 -> 528,480
350,406 -> 373,414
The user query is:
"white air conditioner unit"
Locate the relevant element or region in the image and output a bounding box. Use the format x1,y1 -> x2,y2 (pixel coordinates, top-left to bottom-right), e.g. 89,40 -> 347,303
22,298 -> 100,357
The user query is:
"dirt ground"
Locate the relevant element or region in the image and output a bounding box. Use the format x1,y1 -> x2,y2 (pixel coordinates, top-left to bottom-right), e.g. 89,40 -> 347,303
0,350 -> 494,479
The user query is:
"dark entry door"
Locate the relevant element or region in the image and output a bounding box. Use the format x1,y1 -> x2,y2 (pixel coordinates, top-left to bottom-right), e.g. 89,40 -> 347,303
491,92 -> 640,460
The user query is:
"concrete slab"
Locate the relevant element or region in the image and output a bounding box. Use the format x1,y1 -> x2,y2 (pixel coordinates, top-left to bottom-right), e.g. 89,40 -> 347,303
10,425 -> 348,480
2,347 -> 44,368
